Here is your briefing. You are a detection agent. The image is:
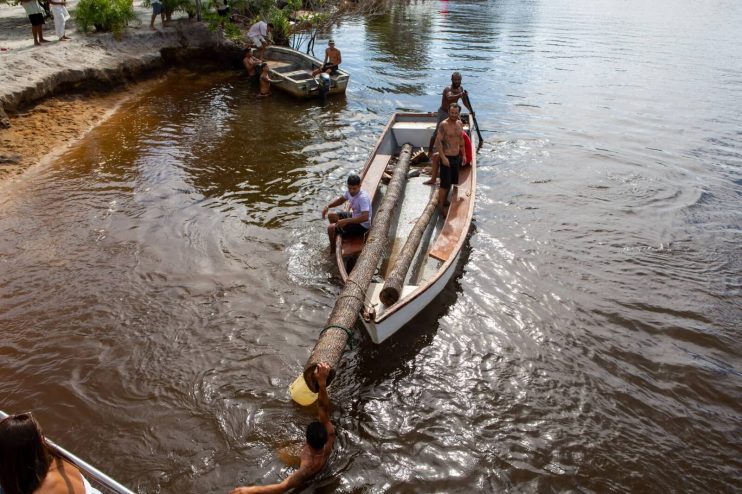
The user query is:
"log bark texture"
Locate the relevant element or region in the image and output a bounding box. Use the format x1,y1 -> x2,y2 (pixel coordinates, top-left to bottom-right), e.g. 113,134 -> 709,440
303,143 -> 413,391
379,189 -> 439,306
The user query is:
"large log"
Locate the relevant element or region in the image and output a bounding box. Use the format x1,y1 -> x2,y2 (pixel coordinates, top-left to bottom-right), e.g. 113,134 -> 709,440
302,144 -> 414,392
378,188 -> 439,306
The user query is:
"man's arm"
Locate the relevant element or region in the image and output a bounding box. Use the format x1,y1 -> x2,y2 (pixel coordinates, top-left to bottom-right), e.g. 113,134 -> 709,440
337,211 -> 368,227
323,48 -> 329,65
229,467 -> 312,494
315,363 -> 335,444
435,122 -> 449,166
322,195 -> 347,219
336,50 -> 342,65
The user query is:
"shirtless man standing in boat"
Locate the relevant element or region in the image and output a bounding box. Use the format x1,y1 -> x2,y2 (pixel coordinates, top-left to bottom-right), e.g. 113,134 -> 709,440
312,39 -> 342,77
428,72 -> 475,156
435,103 -> 466,216
230,363 -> 335,494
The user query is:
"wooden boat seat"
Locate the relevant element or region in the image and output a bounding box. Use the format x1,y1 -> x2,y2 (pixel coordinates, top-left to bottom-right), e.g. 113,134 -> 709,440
341,232 -> 368,257
429,165 -> 473,262
340,154 -> 393,258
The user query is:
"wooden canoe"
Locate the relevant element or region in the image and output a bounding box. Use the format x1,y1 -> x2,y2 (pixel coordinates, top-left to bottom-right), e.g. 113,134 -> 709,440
263,46 -> 349,99
335,112 -> 477,344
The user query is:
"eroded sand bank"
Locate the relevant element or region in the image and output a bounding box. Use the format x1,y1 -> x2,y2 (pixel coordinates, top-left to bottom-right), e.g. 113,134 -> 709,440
0,2 -> 237,183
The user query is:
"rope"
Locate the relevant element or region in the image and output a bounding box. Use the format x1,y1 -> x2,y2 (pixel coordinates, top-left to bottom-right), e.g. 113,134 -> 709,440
344,277 -> 376,315
320,324 -> 356,349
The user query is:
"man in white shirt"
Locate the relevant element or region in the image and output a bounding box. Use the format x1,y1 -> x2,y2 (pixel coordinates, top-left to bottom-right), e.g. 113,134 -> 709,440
322,174 -> 373,252
247,21 -> 273,60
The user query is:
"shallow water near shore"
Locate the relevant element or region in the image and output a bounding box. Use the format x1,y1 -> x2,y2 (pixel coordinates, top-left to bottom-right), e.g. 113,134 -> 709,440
1,0 -> 741,492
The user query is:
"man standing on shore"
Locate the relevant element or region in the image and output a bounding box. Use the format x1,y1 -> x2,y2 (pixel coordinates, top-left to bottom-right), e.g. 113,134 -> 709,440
20,0 -> 49,46
47,0 -> 70,41
149,0 -> 166,30
230,362 -> 335,494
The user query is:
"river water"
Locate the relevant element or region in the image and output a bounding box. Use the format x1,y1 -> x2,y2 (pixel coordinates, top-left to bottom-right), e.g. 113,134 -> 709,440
1,0 -> 740,492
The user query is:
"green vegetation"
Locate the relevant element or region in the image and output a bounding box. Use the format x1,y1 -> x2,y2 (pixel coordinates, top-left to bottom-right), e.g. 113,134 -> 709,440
74,0 -> 138,35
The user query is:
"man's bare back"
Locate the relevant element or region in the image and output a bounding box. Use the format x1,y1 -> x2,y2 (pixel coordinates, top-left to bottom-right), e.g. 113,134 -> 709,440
230,363 -> 335,494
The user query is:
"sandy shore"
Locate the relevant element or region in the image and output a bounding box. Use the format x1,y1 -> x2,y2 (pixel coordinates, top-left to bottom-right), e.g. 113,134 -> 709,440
0,2 -> 229,183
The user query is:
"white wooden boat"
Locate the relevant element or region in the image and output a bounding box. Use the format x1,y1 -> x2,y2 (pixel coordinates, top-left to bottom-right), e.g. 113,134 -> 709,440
335,112 -> 477,344
0,410 -> 135,494
264,46 -> 350,98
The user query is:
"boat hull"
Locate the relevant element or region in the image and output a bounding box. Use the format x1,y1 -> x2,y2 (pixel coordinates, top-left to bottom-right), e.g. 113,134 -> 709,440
265,46 -> 349,99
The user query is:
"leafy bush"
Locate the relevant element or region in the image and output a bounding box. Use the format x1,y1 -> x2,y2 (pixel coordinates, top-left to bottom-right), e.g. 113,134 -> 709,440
75,0 -> 137,35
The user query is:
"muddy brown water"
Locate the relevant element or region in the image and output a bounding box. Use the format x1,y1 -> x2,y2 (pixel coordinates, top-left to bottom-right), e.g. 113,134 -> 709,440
1,0 -> 741,492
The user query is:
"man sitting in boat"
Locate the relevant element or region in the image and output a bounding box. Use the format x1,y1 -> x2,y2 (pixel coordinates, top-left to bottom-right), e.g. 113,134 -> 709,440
230,363 -> 335,494
311,39 -> 342,77
322,173 -> 372,252
435,103 -> 466,216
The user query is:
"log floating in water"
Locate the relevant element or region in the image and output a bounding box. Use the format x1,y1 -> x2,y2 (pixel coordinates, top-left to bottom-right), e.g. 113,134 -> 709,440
379,187 -> 439,306
302,144 -> 414,392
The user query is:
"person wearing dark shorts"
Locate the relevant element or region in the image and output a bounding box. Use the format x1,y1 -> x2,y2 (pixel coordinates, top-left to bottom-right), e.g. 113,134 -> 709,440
319,63 -> 339,75
439,154 -> 461,191
21,0 -> 48,45
335,211 -> 367,235
435,103 -> 466,216
322,173 -> 373,252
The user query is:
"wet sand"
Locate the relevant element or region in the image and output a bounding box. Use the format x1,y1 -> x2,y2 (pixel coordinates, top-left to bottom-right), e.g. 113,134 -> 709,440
0,80 -> 162,183
0,2 -> 220,184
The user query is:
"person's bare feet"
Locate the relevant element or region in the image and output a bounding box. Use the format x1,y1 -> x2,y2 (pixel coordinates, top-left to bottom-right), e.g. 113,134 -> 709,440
34,41 -> 41,46
423,179 -> 436,185
40,38 -> 49,43
60,36 -> 71,41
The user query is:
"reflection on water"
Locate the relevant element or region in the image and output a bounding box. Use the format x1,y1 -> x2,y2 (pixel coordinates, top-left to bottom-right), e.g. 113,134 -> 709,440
1,0 -> 741,492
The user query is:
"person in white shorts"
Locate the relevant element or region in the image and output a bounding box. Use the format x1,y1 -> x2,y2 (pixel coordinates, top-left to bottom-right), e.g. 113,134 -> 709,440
247,20 -> 273,60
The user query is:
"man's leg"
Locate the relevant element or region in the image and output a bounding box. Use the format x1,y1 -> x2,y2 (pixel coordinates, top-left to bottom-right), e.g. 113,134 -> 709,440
326,212 -> 340,249
438,186 -> 448,216
258,41 -> 266,61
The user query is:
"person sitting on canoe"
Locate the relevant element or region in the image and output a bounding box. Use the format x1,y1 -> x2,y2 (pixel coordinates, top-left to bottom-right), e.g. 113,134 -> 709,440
311,39 -> 342,77
435,103 -> 466,216
230,363 -> 335,494
322,173 -> 372,252
427,72 -> 475,156
424,130 -> 472,186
